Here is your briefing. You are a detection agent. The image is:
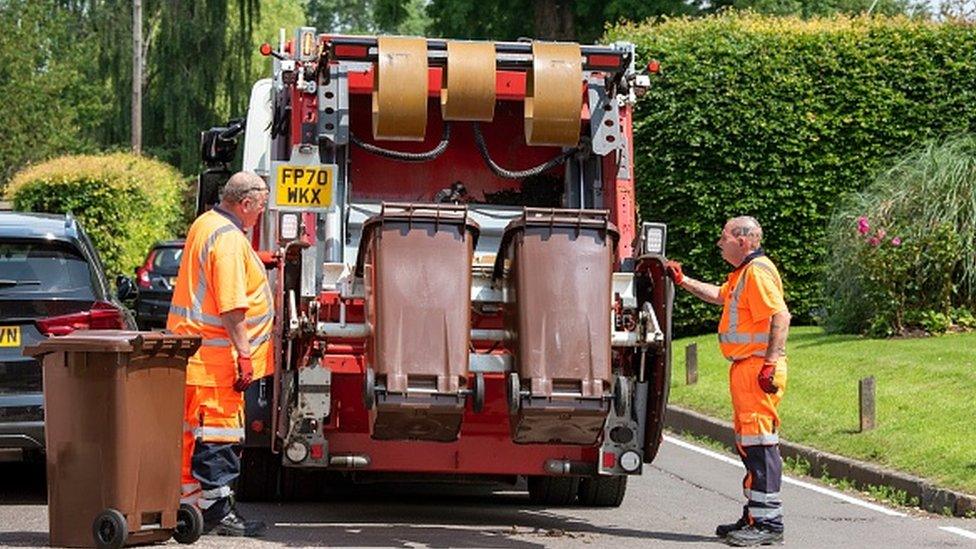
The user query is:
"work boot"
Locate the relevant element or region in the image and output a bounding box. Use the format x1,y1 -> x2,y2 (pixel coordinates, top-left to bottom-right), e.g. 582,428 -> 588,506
725,525 -> 783,546
204,508 -> 267,537
715,518 -> 748,537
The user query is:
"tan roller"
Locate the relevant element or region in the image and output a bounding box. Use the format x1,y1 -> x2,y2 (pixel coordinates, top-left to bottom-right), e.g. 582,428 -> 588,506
525,41 -> 583,147
372,36 -> 428,141
441,41 -> 496,121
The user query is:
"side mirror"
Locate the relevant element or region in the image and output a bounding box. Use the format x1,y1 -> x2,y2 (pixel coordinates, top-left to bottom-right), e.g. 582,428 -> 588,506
116,275 -> 137,301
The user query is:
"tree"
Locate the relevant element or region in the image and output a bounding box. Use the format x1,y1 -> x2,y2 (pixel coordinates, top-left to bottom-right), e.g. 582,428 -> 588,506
0,0 -> 106,185
306,0 -> 430,35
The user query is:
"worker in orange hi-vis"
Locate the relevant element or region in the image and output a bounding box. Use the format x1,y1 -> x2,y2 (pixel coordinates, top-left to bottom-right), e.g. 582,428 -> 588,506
167,171 -> 277,537
666,216 -> 791,548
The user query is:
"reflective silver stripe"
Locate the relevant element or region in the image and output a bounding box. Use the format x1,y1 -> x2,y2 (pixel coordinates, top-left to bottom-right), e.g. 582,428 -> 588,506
201,486 -> 233,499
246,309 -> 274,327
748,506 -> 783,519
192,426 -> 245,440
180,493 -> 200,505
169,304 -> 223,328
187,223 -> 240,319
728,351 -> 768,362
721,258 -> 781,361
736,433 -> 780,446
719,333 -> 769,344
744,490 -> 782,504
182,482 -> 201,494
250,331 -> 272,348
201,338 -> 232,347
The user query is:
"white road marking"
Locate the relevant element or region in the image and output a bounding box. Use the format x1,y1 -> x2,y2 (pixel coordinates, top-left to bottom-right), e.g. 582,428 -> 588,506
939,526 -> 976,540
663,435 -> 907,517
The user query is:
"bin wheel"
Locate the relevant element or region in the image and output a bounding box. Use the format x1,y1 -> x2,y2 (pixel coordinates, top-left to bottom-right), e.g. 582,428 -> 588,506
507,373 -> 521,415
173,503 -> 204,544
363,367 -> 376,410
92,508 -> 128,549
472,373 -> 485,413
613,376 -> 631,418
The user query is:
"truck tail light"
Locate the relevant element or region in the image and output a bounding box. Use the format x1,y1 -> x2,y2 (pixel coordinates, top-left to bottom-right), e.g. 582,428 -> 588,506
36,301 -> 127,336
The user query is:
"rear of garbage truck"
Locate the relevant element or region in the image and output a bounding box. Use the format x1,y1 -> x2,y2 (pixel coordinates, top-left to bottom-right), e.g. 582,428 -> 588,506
198,29 -> 672,506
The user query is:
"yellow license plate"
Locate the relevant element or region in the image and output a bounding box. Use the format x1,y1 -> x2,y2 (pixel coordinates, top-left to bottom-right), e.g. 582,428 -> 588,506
274,165 -> 335,209
0,326 -> 21,347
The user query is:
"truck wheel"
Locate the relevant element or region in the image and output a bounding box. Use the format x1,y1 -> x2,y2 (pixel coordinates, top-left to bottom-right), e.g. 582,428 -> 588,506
577,475 -> 628,507
172,503 -> 203,544
363,368 -> 376,410
507,373 -> 521,415
472,373 -> 485,413
613,376 -> 631,418
92,508 -> 128,549
236,447 -> 279,501
527,476 -> 579,506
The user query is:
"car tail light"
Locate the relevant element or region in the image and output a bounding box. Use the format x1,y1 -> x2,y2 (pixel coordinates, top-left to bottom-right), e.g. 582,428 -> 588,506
36,301 -> 126,336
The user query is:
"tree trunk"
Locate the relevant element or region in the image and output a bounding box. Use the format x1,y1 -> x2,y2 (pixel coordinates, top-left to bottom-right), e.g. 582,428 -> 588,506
533,0 -> 576,40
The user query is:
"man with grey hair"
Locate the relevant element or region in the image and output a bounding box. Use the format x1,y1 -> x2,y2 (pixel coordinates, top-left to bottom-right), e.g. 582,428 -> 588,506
666,216 -> 791,547
168,171 -> 275,537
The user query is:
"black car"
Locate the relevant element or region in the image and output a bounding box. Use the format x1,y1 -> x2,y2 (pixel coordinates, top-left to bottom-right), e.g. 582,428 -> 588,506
0,212 -> 135,457
132,239 -> 184,330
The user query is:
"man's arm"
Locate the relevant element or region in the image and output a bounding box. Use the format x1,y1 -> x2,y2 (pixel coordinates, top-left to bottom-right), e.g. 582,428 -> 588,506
764,309 -> 791,363
220,309 -> 251,358
678,276 -> 724,306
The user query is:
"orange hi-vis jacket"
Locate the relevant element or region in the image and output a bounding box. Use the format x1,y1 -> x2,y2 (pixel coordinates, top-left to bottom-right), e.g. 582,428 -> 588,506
717,253 -> 786,362
166,209 -> 274,387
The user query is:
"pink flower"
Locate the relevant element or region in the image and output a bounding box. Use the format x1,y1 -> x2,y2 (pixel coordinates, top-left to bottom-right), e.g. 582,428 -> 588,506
868,236 -> 880,246
891,237 -> 902,246
876,229 -> 886,240
857,216 -> 870,235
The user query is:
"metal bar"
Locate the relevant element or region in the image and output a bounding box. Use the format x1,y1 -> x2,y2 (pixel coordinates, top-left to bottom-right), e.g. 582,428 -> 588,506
325,37 -> 629,73
859,376 -> 876,432
685,343 -> 698,385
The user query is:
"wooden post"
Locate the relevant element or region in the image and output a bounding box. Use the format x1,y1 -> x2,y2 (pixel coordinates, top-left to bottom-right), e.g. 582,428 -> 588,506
685,343 -> 698,385
859,376 -> 876,432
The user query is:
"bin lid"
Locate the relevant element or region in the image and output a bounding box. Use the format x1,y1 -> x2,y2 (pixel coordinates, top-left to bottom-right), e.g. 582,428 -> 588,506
355,202 -> 481,277
493,208 -> 619,279
23,330 -> 201,359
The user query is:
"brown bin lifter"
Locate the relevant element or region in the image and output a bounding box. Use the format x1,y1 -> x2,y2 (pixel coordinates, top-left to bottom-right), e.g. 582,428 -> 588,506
493,208 -> 618,445
24,330 -> 202,549
355,203 -> 481,442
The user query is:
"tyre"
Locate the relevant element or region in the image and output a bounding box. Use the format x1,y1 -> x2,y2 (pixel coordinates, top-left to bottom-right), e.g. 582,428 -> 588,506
363,368 -> 376,410
472,373 -> 485,413
507,373 -> 521,415
236,447 -> 279,501
577,475 -> 628,507
527,476 -> 579,506
92,508 -> 128,549
172,503 -> 203,544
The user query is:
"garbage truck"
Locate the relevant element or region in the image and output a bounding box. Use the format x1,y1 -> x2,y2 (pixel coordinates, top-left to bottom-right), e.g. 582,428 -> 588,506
196,29 -> 672,507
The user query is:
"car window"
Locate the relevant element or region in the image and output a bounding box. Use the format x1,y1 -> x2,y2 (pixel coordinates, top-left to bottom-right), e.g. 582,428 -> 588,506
0,240 -> 97,299
152,247 -> 183,271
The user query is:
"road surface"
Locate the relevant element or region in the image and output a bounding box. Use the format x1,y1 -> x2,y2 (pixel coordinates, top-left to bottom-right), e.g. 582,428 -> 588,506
1,434 -> 973,547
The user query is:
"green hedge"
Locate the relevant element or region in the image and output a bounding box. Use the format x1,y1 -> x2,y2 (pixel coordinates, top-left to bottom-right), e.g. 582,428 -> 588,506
7,153 -> 185,278
608,14 -> 976,334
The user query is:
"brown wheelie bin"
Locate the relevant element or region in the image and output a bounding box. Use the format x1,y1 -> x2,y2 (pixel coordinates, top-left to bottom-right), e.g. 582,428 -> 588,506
494,208 -> 618,445
355,203 -> 481,442
23,330 -> 202,549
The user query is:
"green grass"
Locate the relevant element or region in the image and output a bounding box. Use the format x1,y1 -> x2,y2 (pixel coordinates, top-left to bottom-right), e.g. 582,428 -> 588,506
670,326 -> 976,495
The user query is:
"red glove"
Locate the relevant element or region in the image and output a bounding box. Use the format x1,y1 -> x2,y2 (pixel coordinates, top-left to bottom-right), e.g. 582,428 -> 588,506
256,250 -> 279,269
234,355 -> 254,392
758,362 -> 778,394
665,260 -> 684,285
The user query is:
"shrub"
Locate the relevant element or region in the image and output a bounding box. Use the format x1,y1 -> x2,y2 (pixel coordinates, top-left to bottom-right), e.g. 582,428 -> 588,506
606,14 -> 976,335
825,135 -> 976,335
7,153 -> 186,278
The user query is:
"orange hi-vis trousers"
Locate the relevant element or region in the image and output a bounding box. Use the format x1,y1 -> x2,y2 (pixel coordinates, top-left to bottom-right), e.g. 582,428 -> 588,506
181,385 -> 245,519
730,355 -> 787,531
